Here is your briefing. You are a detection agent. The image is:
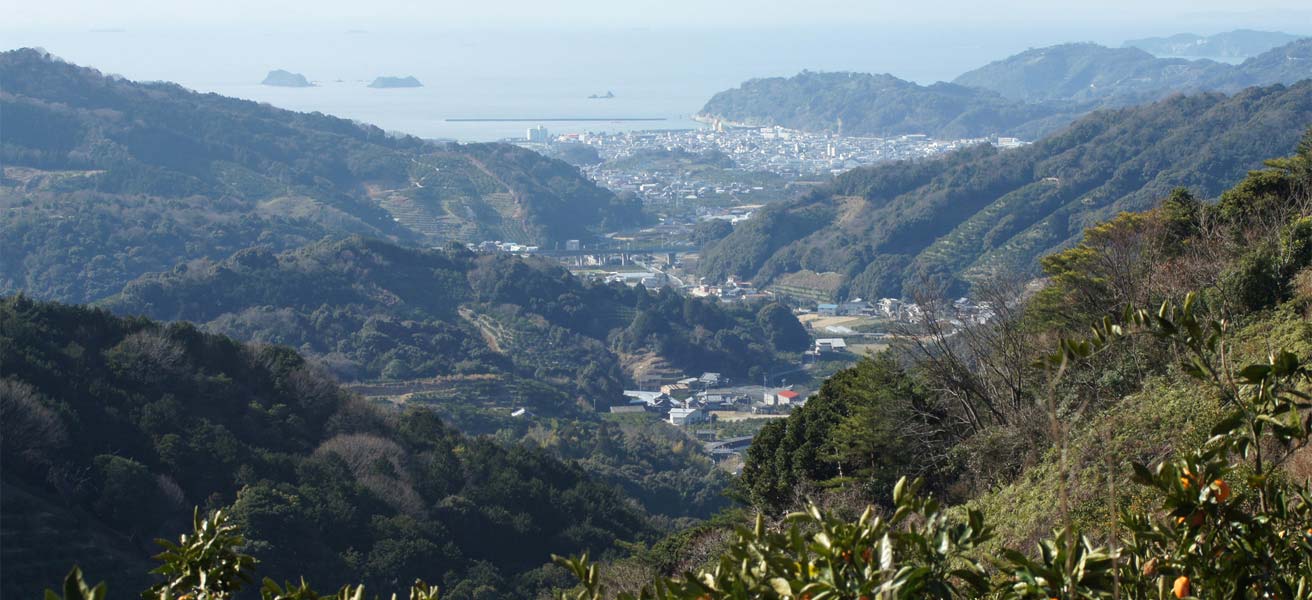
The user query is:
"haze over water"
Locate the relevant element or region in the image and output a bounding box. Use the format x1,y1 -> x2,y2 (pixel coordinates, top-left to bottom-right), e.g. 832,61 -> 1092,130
5,22 -> 1305,141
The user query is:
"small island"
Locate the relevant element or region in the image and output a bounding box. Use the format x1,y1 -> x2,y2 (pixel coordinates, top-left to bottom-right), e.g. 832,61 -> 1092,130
588,90 -> 615,99
261,69 -> 314,87
368,76 -> 423,89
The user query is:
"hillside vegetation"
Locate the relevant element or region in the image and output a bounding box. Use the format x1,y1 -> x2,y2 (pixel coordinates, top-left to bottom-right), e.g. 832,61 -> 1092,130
699,83 -> 1312,300
101,236 -> 798,395
0,296 -> 659,600
0,48 -> 646,304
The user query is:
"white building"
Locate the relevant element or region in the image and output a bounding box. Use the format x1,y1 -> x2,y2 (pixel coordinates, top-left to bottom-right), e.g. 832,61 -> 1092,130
669,406 -> 708,426
815,338 -> 848,354
526,126 -> 550,143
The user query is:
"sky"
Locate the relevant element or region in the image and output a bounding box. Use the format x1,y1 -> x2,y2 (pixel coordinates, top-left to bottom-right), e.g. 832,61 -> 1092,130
7,0 -> 1312,31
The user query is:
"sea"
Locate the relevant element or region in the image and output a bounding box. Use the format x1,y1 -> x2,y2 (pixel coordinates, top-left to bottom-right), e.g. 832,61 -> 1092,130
0,23 -> 1249,142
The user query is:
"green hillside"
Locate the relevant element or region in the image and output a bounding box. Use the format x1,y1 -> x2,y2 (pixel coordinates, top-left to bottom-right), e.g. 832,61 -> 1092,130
697,70 -> 1080,139
699,83 -> 1312,299
100,236 -> 797,394
0,48 -> 647,304
0,296 -> 657,600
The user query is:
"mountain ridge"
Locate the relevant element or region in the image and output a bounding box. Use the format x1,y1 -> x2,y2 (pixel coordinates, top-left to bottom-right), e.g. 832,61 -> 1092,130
698,82 -> 1312,299
0,48 -> 647,304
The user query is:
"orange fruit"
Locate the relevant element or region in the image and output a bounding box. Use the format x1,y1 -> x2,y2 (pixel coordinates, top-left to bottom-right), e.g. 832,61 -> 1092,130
1212,479 -> 1231,502
1173,576 -> 1191,598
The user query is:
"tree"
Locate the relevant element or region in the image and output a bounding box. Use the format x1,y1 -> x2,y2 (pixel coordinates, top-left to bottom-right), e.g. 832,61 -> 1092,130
755,303 -> 808,352
691,220 -> 733,247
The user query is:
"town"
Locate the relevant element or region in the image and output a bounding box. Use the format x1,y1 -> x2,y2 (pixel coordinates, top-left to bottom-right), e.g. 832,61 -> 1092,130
519,123 -> 1026,211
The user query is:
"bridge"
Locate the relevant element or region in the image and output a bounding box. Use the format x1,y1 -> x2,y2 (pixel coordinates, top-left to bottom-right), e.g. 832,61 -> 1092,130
532,245 -> 695,268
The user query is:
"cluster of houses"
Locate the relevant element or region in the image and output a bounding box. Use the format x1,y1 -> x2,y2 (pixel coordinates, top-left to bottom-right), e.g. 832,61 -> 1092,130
813,297 -> 994,326
688,276 -> 773,303
615,371 -> 809,426
470,240 -> 540,254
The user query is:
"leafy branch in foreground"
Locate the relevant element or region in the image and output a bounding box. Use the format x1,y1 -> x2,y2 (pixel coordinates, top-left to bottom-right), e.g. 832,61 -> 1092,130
556,476 -> 992,600
47,508 -> 441,600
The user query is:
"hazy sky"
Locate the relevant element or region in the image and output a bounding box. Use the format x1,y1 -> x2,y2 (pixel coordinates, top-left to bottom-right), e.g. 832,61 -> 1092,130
8,0 -> 1312,30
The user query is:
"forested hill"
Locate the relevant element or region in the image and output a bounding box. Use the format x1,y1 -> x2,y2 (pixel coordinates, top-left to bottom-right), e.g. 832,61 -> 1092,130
697,39 -> 1311,138
698,82 -> 1312,300
953,38 -> 1312,105
0,48 -> 646,304
100,236 -> 800,406
696,71 -> 1081,139
0,295 -> 658,600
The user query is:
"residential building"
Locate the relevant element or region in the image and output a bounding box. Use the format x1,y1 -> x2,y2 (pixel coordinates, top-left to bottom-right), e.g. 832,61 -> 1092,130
669,406 -> 708,426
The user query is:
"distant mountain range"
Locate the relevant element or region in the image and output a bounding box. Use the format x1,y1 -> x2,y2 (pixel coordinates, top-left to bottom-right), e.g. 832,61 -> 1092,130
698,38 -> 1312,138
0,48 -> 647,304
698,82 -> 1312,300
954,39 -> 1312,105
1123,29 -> 1305,59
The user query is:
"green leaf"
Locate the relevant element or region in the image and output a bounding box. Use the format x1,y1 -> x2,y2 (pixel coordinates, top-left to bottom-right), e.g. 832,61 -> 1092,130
1238,364 -> 1271,383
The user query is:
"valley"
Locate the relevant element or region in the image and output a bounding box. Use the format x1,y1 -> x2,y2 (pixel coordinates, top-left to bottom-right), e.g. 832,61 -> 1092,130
4,18 -> 1312,600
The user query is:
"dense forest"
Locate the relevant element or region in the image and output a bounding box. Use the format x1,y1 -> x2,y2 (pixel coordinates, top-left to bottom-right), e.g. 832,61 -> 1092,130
101,235 -> 797,392
0,48 -> 648,304
0,296 -> 660,600
698,38 -> 1311,138
699,83 -> 1312,300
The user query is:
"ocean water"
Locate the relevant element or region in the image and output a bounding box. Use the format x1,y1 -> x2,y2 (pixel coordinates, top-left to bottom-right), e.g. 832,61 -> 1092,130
4,24 -> 1196,141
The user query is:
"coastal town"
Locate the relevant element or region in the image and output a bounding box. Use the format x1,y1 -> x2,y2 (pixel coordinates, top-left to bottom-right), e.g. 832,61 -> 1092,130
518,123 -> 1026,209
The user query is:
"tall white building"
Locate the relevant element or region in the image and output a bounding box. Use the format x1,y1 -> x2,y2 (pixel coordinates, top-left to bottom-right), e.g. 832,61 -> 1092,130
526,125 -> 549,143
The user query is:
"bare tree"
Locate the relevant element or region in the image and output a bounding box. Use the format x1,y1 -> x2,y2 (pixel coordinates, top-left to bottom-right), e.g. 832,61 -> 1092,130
902,275 -> 1037,435
316,433 -> 426,517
